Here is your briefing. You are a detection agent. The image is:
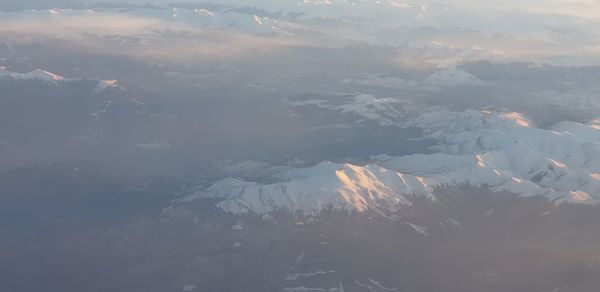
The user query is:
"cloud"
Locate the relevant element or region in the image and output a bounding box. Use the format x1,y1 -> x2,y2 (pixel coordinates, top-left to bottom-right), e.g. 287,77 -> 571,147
340,75 -> 417,89
2,3 -> 600,68
0,9 -> 314,62
0,10 -> 165,36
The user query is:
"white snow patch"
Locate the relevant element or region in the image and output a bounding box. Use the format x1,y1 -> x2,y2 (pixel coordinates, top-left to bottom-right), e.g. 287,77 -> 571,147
549,158 -> 567,168
94,79 -> 119,93
194,8 -> 215,16
448,218 -> 462,227
355,277 -> 399,291
406,222 -> 429,236
284,282 -> 344,292
253,15 -> 263,26
285,269 -> 335,281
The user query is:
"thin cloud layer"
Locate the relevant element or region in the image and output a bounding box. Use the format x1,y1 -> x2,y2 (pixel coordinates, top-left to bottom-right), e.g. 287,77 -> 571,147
2,3 -> 600,67
0,10 -> 165,36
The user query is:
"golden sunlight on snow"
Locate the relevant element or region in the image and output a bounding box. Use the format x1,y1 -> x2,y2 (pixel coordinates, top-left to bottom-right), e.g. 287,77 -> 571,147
548,158 -> 567,169
500,112 -> 531,127
570,191 -> 591,202
416,176 -> 429,188
335,168 -> 368,212
346,164 -> 374,189
476,155 -> 486,167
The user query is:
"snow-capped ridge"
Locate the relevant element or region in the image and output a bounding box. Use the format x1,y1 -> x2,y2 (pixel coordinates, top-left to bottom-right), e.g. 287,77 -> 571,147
192,110 -> 600,216
287,93 -> 426,126
0,66 -> 64,82
94,79 -> 120,93
185,161 -> 432,215
0,66 -> 120,92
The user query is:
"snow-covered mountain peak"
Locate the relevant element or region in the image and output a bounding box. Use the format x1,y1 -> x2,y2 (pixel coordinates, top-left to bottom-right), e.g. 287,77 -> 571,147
0,66 -> 65,82
185,161 -> 428,215
287,93 -> 424,126
94,79 -> 120,93
26,69 -> 64,81
412,110 -> 532,132
191,110 -> 600,216
0,66 -> 120,92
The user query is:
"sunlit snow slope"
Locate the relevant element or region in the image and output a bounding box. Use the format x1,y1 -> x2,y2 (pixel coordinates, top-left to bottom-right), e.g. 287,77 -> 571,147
188,110 -> 599,215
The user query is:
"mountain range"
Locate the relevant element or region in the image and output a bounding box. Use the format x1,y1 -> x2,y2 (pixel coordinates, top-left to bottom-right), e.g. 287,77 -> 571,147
188,110 -> 600,215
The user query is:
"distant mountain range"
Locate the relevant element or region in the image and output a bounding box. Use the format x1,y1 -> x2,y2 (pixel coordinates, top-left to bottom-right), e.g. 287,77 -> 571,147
0,67 -> 172,170
2,66 -> 599,216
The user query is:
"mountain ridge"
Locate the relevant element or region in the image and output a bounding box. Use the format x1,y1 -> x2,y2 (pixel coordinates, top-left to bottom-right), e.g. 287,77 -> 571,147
186,110 -> 600,215
0,66 -> 120,92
